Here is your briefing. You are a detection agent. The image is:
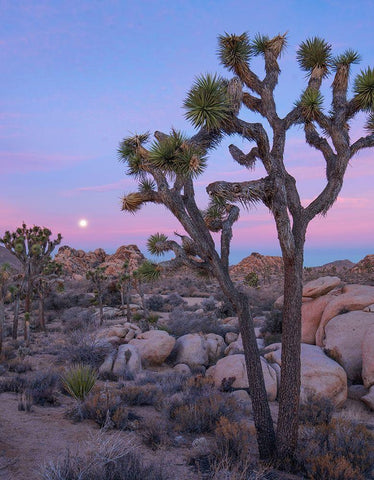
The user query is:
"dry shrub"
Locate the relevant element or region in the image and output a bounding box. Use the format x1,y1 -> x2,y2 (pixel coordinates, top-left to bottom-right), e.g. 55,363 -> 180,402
299,418 -> 374,478
214,416 -> 254,467
308,454 -> 364,480
299,393 -> 334,426
141,417 -> 167,450
120,384 -> 162,408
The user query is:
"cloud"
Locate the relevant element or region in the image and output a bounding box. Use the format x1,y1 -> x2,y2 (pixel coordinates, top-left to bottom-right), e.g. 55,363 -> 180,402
0,151 -> 91,174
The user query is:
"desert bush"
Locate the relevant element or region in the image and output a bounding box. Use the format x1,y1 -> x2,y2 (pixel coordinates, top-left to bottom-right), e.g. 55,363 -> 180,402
299,393 -> 335,426
166,307 -> 227,337
7,358 -> 32,373
299,418 -> 374,478
261,309 -> 282,335
201,296 -> 216,312
141,417 -> 167,450
120,384 -> 162,407
29,371 -> 60,406
42,434 -> 168,480
165,292 -> 186,308
145,294 -> 165,311
307,454 -> 364,480
0,376 -> 27,393
60,330 -> 110,368
61,307 -> 95,332
134,371 -> 189,397
244,272 -> 259,288
61,364 -> 97,401
214,416 -> 253,467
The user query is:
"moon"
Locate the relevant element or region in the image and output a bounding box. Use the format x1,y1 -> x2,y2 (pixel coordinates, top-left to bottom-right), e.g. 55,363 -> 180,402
78,219 -> 88,228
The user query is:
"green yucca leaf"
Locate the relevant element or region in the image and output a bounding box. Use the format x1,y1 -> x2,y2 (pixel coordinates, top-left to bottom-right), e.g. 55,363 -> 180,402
217,32 -> 252,72
121,192 -> 144,213
136,260 -> 161,281
251,33 -> 270,56
296,89 -> 324,121
126,153 -> 146,178
118,133 -> 150,161
353,67 -> 374,111
365,112 -> 374,133
332,49 -> 361,70
297,37 -> 332,76
184,73 -> 231,131
147,233 -> 170,256
61,364 -> 97,402
149,130 -> 186,171
174,146 -> 207,178
138,178 -> 156,193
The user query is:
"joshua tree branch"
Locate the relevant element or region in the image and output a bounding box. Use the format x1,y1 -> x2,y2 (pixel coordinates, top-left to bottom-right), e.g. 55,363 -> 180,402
350,134 -> 374,156
229,144 -> 259,168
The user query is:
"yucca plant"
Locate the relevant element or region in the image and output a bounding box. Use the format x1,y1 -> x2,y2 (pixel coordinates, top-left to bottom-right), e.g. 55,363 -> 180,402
353,67 -> 374,111
296,88 -> 324,121
217,32 -> 252,71
61,364 -> 97,402
147,233 -> 169,256
296,37 -> 332,77
184,73 -> 231,130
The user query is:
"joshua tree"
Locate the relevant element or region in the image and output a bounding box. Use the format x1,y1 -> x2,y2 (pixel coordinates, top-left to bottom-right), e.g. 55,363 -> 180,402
8,278 -> 22,340
0,224 -> 62,339
119,32 -> 374,459
0,264 -> 11,356
132,260 -> 161,318
86,266 -> 107,326
32,260 -> 63,331
117,262 -> 132,320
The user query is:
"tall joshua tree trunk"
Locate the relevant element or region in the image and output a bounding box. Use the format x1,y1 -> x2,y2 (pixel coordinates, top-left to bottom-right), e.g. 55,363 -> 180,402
12,293 -> 20,340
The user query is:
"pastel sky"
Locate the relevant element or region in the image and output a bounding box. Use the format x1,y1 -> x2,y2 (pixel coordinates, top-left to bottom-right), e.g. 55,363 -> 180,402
1,0 -> 373,266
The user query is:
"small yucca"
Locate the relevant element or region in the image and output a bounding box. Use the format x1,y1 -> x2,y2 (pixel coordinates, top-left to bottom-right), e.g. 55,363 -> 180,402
353,67 -> 374,111
297,37 -> 332,77
147,233 -> 169,256
61,364 -> 97,402
296,88 -> 324,121
217,32 -> 252,71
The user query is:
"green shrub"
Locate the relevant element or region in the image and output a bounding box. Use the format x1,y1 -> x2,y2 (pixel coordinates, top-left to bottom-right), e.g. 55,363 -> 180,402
244,271 -> 259,287
61,364 -> 97,401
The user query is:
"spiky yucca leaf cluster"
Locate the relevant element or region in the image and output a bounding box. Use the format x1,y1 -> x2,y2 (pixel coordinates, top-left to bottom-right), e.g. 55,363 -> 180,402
296,89 -> 324,121
121,192 -> 144,213
353,67 -> 374,111
118,133 -> 150,177
332,49 -> 361,70
61,364 -> 97,402
217,32 -> 252,72
147,233 -> 170,256
251,33 -> 270,56
138,179 -> 156,193
365,112 -> 374,133
150,130 -> 207,177
184,74 -> 231,131
297,37 -> 332,77
136,260 -> 161,282
204,196 -> 229,231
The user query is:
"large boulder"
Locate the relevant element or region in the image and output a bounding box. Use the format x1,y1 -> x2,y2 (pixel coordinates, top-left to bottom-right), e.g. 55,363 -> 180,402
315,284 -> 374,345
264,343 -> 347,407
204,333 -> 226,365
362,327 -> 374,388
206,354 -> 277,401
112,344 -> 142,378
323,311 -> 374,382
301,294 -> 335,344
173,333 -> 209,367
302,276 -> 341,298
129,330 -> 175,366
97,323 -> 142,343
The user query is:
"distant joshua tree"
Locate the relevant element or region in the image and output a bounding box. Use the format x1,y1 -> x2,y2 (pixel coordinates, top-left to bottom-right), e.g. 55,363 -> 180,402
119,32 -> 374,460
0,224 -> 62,340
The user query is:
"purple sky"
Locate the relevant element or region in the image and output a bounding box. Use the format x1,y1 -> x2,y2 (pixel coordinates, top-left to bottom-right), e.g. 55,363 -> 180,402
1,0 -> 373,266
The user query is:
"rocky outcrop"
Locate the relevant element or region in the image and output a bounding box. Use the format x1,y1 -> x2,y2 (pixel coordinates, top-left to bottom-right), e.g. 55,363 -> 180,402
129,330 -> 175,366
173,333 -> 209,367
55,245 -> 144,276
264,343 -> 347,406
302,276 -> 341,298
230,252 -> 283,279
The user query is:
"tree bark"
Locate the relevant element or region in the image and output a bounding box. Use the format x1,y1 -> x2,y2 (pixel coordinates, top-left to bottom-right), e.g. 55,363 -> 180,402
276,245 -> 304,459
0,298 -> 4,356
39,294 -> 46,332
236,292 -> 276,459
98,290 -> 104,326
12,294 -> 20,340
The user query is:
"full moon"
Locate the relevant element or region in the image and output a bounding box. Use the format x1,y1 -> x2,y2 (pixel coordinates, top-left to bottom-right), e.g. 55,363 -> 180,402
78,219 -> 88,228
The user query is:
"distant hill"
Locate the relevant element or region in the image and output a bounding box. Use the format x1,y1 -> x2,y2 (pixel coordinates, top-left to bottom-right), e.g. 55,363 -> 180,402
0,246 -> 21,271
230,252 -> 283,279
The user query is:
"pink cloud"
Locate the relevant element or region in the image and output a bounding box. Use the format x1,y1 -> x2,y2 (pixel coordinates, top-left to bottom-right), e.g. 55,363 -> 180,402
63,179 -> 133,196
0,151 -> 91,174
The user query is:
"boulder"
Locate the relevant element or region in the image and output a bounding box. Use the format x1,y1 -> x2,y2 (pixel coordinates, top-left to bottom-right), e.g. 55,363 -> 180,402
361,385 -> 374,411
301,294 -> 335,344
324,311 -> 374,382
316,284 -> 374,345
302,276 -> 341,298
225,332 -> 238,344
99,350 -> 117,375
348,384 -> 369,401
173,333 -> 209,367
129,330 -> 175,366
112,344 -> 142,378
206,354 -> 277,401
364,303 -> 374,312
362,327 -> 374,388
173,363 -> 191,375
264,343 -> 347,406
204,333 -> 226,365
224,334 -> 243,356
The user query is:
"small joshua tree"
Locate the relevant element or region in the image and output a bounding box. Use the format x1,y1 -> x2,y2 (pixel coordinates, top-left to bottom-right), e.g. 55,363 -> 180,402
117,262 -> 132,320
0,263 -> 11,356
86,266 -> 107,326
132,260 -> 161,319
119,31 -> 374,460
0,224 -> 62,340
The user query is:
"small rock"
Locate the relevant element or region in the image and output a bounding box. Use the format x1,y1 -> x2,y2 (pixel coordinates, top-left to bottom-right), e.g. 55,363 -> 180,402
348,384 -> 369,401
361,385 -> 374,411
173,363 -> 191,375
225,332 -> 238,344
